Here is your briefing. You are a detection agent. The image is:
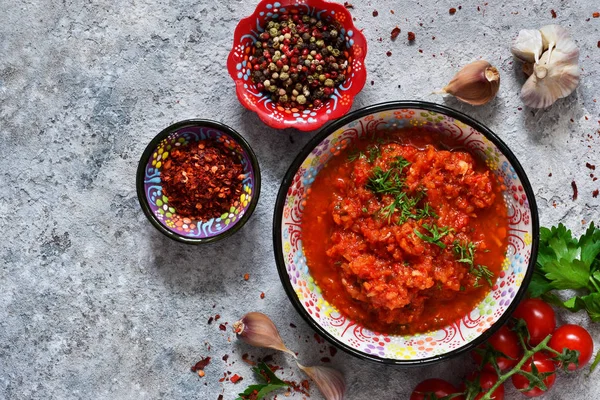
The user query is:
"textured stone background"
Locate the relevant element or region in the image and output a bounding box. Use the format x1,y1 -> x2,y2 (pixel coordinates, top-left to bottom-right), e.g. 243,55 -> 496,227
1,0 -> 599,399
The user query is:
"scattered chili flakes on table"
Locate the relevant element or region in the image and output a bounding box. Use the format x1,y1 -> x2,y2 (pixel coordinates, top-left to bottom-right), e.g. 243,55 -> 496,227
572,180 -> 578,200
372,10 -> 379,17
407,31 -> 416,41
230,374 -> 243,384
161,140 -> 244,221
551,9 -> 557,18
390,26 -> 401,40
449,7 -> 457,15
593,12 -> 599,18
343,1 -> 353,8
243,273 -> 250,281
386,50 -> 392,57
191,357 -> 211,374
260,292 -> 265,299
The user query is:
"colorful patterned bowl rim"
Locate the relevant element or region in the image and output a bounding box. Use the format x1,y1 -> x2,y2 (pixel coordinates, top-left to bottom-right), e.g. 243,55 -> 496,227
136,119 -> 261,245
273,100 -> 540,366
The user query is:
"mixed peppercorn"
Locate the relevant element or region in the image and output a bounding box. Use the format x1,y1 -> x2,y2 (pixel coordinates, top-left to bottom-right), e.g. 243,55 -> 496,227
249,12 -> 350,110
161,140 -> 244,221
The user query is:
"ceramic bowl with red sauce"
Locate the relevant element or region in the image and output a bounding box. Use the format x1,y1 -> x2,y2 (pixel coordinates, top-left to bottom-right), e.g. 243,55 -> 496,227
273,101 -> 539,365
137,119 -> 260,244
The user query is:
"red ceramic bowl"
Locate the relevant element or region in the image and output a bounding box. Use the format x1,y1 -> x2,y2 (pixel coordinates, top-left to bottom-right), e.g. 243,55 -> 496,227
227,0 -> 367,131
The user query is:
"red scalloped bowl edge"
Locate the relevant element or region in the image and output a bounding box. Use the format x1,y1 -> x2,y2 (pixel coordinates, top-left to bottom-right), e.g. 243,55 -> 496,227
227,0 -> 367,131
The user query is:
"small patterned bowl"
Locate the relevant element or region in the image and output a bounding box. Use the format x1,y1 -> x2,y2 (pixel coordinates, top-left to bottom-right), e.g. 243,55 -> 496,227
273,101 -> 539,365
227,0 -> 367,131
136,119 -> 261,244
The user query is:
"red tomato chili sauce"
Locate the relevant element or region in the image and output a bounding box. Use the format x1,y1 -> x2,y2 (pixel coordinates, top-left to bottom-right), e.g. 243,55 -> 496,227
301,128 -> 508,335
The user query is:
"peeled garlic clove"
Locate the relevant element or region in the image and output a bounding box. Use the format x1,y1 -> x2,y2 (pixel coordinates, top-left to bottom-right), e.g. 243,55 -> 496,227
539,25 -> 579,65
297,362 -> 346,400
437,60 -> 500,106
233,312 -> 297,358
511,29 -> 543,63
521,49 -> 580,108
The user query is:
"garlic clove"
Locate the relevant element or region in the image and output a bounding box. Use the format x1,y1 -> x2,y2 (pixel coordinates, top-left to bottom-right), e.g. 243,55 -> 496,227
521,49 -> 580,108
233,312 -> 297,358
436,60 -> 500,106
539,25 -> 579,65
297,362 -> 346,400
511,29 -> 543,63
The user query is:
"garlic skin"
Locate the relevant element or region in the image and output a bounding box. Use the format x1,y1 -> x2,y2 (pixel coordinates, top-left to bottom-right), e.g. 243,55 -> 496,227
511,29 -> 543,63
437,60 -> 500,106
521,49 -> 580,108
297,362 -> 346,400
233,312 -> 297,358
539,25 -> 579,65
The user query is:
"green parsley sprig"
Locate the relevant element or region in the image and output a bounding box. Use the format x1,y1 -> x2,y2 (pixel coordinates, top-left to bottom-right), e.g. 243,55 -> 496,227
528,222 -> 600,322
414,223 -> 452,249
236,362 -> 290,400
453,240 -> 494,287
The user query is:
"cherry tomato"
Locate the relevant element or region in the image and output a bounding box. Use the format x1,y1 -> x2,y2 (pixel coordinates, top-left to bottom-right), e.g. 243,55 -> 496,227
548,324 -> 594,370
410,378 -> 464,400
512,298 -> 556,345
472,325 -> 522,371
462,371 -> 505,400
511,352 -> 556,397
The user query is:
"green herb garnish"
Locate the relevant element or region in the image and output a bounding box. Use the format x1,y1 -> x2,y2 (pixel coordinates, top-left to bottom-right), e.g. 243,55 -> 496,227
236,362 -> 290,400
367,145 -> 381,163
453,240 -> 494,287
414,223 -> 452,249
528,222 -> 600,322
366,166 -> 405,195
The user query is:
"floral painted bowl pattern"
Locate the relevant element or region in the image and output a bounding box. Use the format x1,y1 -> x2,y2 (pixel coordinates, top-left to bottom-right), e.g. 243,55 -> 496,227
227,0 -> 367,131
141,125 -> 257,241
276,103 -> 538,364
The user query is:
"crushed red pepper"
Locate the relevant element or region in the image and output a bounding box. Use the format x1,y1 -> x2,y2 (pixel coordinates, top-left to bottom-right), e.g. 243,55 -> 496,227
372,10 -> 379,17
572,180 -> 579,200
408,31 -> 416,41
191,357 -> 211,373
161,139 -> 244,221
449,7 -> 457,15
391,26 -> 401,40
551,9 -> 557,18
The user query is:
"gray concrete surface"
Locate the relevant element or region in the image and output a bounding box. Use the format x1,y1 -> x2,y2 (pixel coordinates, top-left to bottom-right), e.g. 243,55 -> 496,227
1,0 -> 599,399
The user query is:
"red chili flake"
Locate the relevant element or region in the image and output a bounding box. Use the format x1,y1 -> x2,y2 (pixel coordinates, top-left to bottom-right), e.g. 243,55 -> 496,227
290,323 -> 297,328
551,9 -> 557,18
320,357 -> 331,363
191,357 -> 211,372
219,324 -> 227,331
386,50 -> 392,57
586,163 -> 596,170
215,314 -> 221,321
418,49 -> 423,53
260,292 -> 265,299
373,10 -> 379,17
459,5 -> 462,9
593,12 -> 600,18
572,181 -> 578,200
449,7 -> 457,15
407,31 -> 416,41
230,374 -> 243,384
222,354 -> 229,362
329,346 -> 338,357
343,1 -> 353,8
593,189 -> 599,198
391,10 -> 395,14
391,26 -> 401,40
160,139 -> 244,221
243,273 -> 250,281
217,395 -> 224,400
597,41 -> 600,48
548,173 -> 553,177
314,333 -> 325,344
370,80 -> 375,86
207,316 -> 214,324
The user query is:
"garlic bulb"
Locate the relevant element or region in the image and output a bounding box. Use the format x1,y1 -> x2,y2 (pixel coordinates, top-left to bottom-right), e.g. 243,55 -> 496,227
435,60 -> 500,106
521,49 -> 580,108
511,29 -> 543,63
510,24 -> 580,108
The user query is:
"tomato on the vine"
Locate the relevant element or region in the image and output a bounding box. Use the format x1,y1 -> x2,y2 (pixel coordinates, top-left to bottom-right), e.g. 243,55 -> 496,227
548,324 -> 594,371
512,298 -> 556,345
461,371 -> 505,400
511,352 -> 556,397
410,378 -> 464,400
472,325 -> 522,371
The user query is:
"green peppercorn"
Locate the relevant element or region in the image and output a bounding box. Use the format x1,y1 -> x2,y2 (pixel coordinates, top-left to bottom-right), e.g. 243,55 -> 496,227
324,79 -> 334,87
316,40 -> 324,48
279,72 -> 289,81
330,29 -> 338,38
296,95 -> 307,104
332,49 -> 340,57
318,74 -> 326,82
269,27 -> 278,37
279,94 -> 288,103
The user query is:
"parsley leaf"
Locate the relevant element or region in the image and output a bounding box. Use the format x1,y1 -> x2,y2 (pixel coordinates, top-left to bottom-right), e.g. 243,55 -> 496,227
236,362 -> 289,400
529,222 -> 600,322
415,223 -> 452,249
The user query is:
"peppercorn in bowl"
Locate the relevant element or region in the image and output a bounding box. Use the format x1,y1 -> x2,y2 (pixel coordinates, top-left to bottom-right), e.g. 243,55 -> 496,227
136,119 -> 260,244
227,0 -> 367,131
